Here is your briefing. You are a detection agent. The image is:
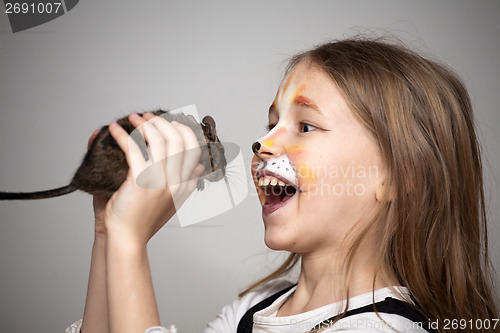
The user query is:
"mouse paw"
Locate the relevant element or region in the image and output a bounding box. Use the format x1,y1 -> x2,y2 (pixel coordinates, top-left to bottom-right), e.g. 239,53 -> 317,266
196,178 -> 205,191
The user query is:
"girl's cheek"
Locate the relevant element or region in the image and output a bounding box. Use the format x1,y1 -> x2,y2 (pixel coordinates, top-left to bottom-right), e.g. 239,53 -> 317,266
295,162 -> 317,187
286,144 -> 305,159
286,145 -> 318,188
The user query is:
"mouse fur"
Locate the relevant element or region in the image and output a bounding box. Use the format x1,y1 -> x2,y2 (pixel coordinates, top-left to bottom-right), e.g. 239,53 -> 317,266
0,110 -> 226,200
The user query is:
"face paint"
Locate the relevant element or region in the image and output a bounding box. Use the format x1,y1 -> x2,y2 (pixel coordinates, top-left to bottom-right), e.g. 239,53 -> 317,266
286,84 -> 307,105
283,144 -> 317,186
262,127 -> 286,148
252,66 -> 320,206
285,143 -> 305,158
253,137 -> 317,197
263,139 -> 274,147
274,69 -> 307,116
254,154 -> 298,188
294,162 -> 317,185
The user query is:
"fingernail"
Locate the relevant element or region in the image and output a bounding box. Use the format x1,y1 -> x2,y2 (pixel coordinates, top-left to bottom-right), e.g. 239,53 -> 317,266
109,121 -> 119,128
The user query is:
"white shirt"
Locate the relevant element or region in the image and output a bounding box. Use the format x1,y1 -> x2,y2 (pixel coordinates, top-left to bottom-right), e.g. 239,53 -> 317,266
205,279 -> 429,333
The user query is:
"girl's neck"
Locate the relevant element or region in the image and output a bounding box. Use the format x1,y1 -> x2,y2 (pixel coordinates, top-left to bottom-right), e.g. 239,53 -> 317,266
277,248 -> 397,317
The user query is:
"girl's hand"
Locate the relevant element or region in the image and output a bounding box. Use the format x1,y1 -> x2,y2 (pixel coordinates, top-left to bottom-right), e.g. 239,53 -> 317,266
103,112 -> 204,245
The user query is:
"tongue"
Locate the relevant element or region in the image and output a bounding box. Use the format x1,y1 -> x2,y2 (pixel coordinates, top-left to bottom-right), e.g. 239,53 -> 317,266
266,190 -> 284,205
265,186 -> 293,205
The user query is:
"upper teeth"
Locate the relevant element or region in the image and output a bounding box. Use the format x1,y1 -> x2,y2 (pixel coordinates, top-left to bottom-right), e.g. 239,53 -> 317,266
258,176 -> 286,187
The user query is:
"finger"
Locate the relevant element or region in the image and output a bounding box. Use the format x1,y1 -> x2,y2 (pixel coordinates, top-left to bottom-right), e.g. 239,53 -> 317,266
125,116 -> 149,161
108,122 -> 148,176
143,113 -> 184,155
192,164 -> 205,185
87,129 -> 100,150
129,113 -> 166,164
143,113 -> 184,158
171,121 -> 202,182
142,114 -> 185,188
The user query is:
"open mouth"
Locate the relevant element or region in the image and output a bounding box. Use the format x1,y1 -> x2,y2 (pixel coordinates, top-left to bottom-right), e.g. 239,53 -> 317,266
256,171 -> 298,214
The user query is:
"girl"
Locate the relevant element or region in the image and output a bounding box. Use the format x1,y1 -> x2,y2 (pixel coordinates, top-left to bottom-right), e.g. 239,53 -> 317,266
67,38 -> 498,333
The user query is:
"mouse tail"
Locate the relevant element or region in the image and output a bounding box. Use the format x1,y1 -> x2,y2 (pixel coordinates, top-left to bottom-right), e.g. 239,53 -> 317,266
0,185 -> 78,200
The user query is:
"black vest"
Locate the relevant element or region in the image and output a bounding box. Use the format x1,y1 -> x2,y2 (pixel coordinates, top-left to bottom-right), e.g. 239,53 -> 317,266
236,284 -> 437,333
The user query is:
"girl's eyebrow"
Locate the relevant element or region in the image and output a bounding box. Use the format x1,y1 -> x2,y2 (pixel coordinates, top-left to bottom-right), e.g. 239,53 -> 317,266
268,95 -> 321,114
293,95 -> 322,114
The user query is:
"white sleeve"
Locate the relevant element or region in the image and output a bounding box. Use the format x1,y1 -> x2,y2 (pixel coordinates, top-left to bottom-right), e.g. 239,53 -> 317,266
64,320 -> 178,333
203,279 -> 294,333
65,319 -> 82,333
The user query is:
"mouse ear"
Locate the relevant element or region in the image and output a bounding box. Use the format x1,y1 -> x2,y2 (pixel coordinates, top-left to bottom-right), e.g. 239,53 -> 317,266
201,115 -> 217,141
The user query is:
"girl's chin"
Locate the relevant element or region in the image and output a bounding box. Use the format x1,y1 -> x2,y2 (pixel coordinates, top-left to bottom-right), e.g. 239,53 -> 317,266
263,228 -> 297,252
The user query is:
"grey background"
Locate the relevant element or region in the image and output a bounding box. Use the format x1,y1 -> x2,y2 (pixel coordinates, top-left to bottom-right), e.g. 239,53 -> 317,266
0,1 -> 498,332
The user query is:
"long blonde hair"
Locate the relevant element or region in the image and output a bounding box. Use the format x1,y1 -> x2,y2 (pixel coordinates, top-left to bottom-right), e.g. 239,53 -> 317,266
242,37 -> 498,332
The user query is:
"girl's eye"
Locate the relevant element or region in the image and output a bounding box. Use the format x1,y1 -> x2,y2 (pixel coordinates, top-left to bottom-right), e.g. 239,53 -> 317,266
300,122 -> 317,133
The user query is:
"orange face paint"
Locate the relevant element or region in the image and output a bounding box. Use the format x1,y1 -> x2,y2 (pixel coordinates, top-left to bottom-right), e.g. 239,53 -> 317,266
292,94 -> 319,110
262,127 -> 286,148
285,143 -> 303,154
285,143 -> 306,160
280,71 -> 296,100
263,139 -> 275,147
253,67 -> 319,200
273,70 -> 307,114
286,83 -> 307,105
295,162 -> 317,184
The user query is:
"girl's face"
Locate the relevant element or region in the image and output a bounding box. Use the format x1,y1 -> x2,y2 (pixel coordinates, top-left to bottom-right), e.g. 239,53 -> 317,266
252,61 -> 386,254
